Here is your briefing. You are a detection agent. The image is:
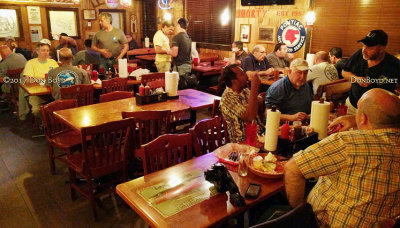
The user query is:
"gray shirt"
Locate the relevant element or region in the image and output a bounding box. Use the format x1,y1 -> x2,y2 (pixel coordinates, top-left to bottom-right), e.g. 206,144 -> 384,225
0,53 -> 27,77
266,52 -> 290,68
72,49 -> 100,66
92,27 -> 127,58
45,65 -> 90,100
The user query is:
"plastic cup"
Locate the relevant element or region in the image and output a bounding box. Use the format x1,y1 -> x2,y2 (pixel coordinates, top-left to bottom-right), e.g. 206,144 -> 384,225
246,122 -> 257,146
193,57 -> 199,66
92,71 -> 98,81
274,70 -> 280,80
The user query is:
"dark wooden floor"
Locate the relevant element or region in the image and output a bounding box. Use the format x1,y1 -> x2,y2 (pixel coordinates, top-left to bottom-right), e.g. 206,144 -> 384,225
0,109 -> 211,228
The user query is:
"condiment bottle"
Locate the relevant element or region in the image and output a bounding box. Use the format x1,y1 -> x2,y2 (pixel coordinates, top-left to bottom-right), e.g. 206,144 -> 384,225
280,121 -> 290,139
144,84 -> 150,96
139,84 -> 145,96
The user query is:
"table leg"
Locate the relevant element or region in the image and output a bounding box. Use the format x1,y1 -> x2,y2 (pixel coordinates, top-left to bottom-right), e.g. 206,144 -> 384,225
190,110 -> 197,125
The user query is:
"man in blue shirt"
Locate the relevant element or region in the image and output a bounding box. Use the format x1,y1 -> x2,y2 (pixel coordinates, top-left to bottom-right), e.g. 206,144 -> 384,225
265,58 -> 313,122
241,44 -> 274,76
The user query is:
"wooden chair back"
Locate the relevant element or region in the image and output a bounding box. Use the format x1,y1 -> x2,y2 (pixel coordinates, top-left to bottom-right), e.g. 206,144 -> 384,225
101,77 -> 128,94
40,99 -> 78,138
141,133 -> 193,175
6,68 -> 24,114
258,92 -> 266,121
314,79 -> 348,100
209,67 -> 225,96
60,84 -> 94,106
325,80 -> 351,106
122,110 -> 171,148
190,117 -> 229,156
99,91 -> 134,103
141,72 -> 165,89
80,117 -> 136,177
211,99 -> 221,117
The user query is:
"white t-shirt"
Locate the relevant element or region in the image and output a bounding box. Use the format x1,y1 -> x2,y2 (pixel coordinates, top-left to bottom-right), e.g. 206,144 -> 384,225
307,62 -> 339,95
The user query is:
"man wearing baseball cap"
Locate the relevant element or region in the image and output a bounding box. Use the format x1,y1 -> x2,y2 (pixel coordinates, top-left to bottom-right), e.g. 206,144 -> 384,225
4,36 -> 32,60
265,58 -> 314,122
342,29 -> 400,115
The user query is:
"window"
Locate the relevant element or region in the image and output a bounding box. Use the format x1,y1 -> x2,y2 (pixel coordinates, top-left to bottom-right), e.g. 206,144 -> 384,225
187,0 -> 235,50
142,0 -> 157,42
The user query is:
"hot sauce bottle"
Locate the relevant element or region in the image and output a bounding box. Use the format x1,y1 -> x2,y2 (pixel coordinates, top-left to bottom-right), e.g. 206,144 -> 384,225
139,84 -> 145,96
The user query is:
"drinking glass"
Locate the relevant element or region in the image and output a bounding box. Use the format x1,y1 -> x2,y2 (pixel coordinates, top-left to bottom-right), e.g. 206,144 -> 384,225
246,122 -> 257,146
238,152 -> 248,177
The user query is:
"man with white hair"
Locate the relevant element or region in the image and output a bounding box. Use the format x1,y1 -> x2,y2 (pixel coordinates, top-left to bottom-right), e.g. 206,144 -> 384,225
265,58 -> 313,122
241,44 -> 274,76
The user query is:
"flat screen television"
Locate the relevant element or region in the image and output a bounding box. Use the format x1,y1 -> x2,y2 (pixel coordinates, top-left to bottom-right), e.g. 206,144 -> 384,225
241,0 -> 295,6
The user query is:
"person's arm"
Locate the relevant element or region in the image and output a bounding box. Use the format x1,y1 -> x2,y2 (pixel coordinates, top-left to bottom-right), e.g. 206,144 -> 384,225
61,36 -> 77,46
328,115 -> 357,132
154,45 -> 169,55
284,158 -> 306,207
169,46 -> 178,57
91,43 -> 111,59
117,43 -> 128,60
240,72 -> 260,122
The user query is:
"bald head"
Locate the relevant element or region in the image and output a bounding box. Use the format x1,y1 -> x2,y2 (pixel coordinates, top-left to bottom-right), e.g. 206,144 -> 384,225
357,88 -> 400,129
59,48 -> 73,64
315,51 -> 329,64
0,45 -> 12,59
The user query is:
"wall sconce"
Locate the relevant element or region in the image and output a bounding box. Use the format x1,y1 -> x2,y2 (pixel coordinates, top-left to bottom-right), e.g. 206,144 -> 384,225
121,0 -> 131,8
305,10 -> 316,27
220,7 -> 230,26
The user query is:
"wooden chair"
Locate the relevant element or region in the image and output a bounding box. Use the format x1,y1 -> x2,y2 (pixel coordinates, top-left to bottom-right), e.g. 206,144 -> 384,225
99,91 -> 134,103
325,80 -> 351,107
211,99 -> 221,118
6,68 -> 24,115
208,68 -> 225,96
60,84 -> 94,106
141,72 -> 165,89
190,117 -> 229,157
141,133 -> 193,175
258,92 -> 266,122
101,77 -> 128,94
66,117 -> 136,220
314,79 -> 348,100
40,99 -> 82,174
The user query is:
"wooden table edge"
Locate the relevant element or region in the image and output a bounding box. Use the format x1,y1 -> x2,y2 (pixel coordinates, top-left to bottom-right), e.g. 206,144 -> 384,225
19,83 -> 51,96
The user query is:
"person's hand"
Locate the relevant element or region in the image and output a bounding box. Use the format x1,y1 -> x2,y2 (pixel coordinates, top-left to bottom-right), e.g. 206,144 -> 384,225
248,71 -> 261,86
291,112 -> 308,121
10,41 -> 18,49
101,49 -> 112,58
328,115 -> 356,132
265,68 -> 274,75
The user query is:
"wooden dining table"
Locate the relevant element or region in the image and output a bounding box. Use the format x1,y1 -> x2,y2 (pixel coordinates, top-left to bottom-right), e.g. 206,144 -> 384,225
20,83 -> 51,96
116,152 -> 284,228
127,48 -> 156,57
192,61 -> 225,77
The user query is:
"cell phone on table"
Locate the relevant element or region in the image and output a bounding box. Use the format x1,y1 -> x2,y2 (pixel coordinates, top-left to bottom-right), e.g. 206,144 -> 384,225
245,183 -> 261,199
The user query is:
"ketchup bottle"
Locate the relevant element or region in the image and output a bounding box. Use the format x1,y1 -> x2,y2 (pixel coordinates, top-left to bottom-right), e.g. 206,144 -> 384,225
280,121 -> 290,139
144,85 -> 150,96
139,84 -> 145,96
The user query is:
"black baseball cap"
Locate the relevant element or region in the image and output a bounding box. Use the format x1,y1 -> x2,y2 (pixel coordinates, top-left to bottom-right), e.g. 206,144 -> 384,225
358,30 -> 388,47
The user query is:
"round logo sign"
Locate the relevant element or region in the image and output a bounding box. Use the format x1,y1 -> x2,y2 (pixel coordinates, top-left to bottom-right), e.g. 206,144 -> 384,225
158,0 -> 173,9
277,19 -> 306,53
106,0 -> 119,9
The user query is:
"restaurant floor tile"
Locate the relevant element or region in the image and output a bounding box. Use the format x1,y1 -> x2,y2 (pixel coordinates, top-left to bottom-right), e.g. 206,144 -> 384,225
0,108 -> 212,228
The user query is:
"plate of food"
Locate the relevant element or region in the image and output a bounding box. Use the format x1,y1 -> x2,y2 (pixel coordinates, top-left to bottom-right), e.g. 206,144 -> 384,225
214,143 -> 259,166
248,152 -> 287,179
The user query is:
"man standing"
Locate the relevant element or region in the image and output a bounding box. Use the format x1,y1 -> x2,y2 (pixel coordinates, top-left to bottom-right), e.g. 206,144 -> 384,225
266,43 -> 293,70
329,47 -> 348,79
92,12 -> 128,72
241,45 -> 274,76
55,33 -> 78,58
169,18 -> 192,76
220,64 -> 262,143
307,51 -> 339,95
72,39 -> 100,66
284,88 -> 400,227
46,48 -> 90,100
265,58 -> 313,122
231,41 -> 248,65
153,21 -> 174,73
0,45 -> 27,94
342,29 -> 400,114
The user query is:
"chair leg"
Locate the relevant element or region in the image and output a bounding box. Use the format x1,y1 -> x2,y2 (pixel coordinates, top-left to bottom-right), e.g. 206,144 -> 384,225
48,144 -> 55,175
87,180 -> 98,220
68,168 -> 77,201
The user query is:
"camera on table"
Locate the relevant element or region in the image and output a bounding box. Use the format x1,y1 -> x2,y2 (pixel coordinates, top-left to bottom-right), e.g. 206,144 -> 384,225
204,163 -> 246,207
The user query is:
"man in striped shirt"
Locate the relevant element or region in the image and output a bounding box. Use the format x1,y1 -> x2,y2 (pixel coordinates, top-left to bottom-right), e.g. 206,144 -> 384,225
284,88 -> 400,227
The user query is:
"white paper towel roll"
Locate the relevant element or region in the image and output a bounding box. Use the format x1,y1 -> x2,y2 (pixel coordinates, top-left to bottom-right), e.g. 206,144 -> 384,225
145,37 -> 150,48
306,53 -> 315,67
191,42 -> 196,51
264,108 -> 281,151
118,58 -> 128,78
165,72 -> 179,96
310,100 -> 330,140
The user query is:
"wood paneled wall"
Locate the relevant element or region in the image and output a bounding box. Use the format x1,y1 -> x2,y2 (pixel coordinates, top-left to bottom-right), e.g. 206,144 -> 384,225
311,0 -> 400,57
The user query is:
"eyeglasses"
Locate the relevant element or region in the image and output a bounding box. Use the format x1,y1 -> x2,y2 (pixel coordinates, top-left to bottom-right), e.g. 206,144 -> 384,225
259,51 -> 266,54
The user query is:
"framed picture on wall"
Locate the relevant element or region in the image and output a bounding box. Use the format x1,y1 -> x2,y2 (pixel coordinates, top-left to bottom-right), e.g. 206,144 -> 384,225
240,24 -> 251,43
0,8 -> 23,39
98,9 -> 126,33
83,9 -> 96,20
46,8 -> 80,39
258,26 -> 275,43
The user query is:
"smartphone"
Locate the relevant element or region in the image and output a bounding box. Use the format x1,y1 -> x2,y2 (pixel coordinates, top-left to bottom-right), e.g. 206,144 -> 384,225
245,183 -> 261,199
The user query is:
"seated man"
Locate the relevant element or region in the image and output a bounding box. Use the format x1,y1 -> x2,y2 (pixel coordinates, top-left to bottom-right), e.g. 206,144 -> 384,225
46,48 -> 90,100
72,39 -> 100,66
265,58 -> 313,122
0,45 -> 27,94
241,44 -> 274,76
4,36 -> 32,60
329,47 -> 348,79
284,88 -> 400,227
220,64 -> 263,143
20,39 -> 59,120
230,40 -> 248,65
266,42 -> 293,71
126,33 -> 139,50
307,51 -> 338,95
